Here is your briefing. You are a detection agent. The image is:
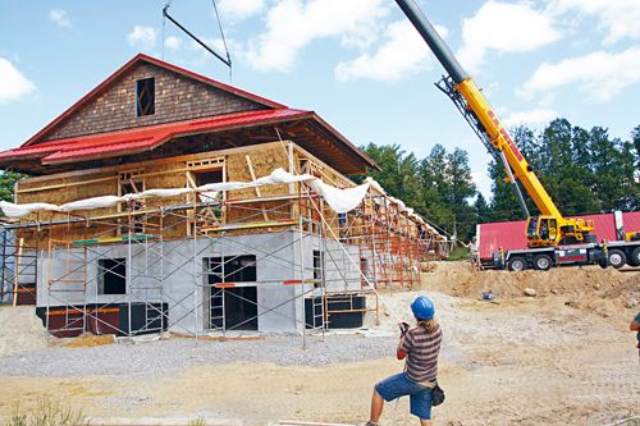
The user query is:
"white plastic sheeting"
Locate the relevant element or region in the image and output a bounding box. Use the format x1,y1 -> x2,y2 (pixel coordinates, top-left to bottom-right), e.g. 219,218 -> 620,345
59,196 -> 123,212
0,202 -> 61,218
0,168 -> 440,236
0,168 -> 314,219
308,180 -> 370,214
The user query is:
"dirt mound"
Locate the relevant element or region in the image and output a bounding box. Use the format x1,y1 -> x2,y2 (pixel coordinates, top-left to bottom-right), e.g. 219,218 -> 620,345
422,261 -> 638,309
0,306 -> 49,358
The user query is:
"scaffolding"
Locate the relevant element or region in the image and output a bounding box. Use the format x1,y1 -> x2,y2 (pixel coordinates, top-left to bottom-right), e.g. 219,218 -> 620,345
0,174 -> 447,341
0,227 -> 38,306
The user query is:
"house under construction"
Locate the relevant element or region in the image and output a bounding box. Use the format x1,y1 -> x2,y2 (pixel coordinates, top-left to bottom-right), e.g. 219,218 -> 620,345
0,54 -> 447,338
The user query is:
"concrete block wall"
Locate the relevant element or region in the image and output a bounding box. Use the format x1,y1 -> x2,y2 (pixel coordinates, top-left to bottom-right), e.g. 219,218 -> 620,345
36,230 -> 364,334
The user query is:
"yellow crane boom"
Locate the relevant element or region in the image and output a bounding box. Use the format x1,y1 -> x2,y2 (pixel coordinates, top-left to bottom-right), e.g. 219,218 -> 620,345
395,0 -> 594,247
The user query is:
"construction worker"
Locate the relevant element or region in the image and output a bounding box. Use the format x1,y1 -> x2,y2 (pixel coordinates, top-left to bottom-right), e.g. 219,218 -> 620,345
469,237 -> 479,271
366,296 -> 443,426
631,312 -> 640,364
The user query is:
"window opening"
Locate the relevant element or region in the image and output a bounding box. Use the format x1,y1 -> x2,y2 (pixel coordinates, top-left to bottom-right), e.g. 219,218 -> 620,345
136,78 -> 155,117
206,255 -> 256,284
98,258 -> 126,295
313,250 -> 324,288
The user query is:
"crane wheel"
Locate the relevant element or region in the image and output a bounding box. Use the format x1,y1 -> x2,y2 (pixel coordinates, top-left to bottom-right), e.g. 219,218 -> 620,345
607,249 -> 627,269
628,247 -> 640,267
508,257 -> 526,272
533,254 -> 552,271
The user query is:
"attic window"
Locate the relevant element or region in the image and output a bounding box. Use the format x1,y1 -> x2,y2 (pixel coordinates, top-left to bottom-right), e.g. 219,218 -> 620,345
136,78 -> 155,116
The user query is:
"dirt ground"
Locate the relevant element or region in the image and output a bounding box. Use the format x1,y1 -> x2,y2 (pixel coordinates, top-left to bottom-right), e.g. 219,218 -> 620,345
0,262 -> 638,426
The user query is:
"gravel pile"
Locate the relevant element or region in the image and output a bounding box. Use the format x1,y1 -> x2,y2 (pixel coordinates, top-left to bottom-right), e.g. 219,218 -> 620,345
0,333 -> 403,378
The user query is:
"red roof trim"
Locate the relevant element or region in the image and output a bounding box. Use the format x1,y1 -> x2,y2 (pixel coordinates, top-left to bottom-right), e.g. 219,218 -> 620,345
22,53 -> 286,147
0,109 -> 313,166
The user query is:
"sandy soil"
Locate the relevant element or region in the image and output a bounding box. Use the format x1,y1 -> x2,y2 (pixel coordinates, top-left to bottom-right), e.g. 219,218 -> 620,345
0,263 -> 638,426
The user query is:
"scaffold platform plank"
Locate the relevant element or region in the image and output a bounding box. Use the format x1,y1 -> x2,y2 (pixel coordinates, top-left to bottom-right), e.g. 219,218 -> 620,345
201,219 -> 299,233
72,234 -> 157,246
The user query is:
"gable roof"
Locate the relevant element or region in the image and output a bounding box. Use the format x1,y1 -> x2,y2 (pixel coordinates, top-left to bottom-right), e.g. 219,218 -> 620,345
23,53 -> 286,147
3,54 -> 378,175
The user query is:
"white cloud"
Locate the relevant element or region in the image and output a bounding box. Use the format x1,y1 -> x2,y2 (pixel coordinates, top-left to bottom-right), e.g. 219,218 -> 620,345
503,109 -> 557,127
521,47 -> 640,102
127,26 -> 158,50
335,21 -> 447,83
0,57 -> 36,103
218,0 -> 265,20
244,0 -> 389,72
549,0 -> 640,44
164,36 -> 183,51
471,171 -> 493,200
459,1 -> 561,72
50,9 -> 71,28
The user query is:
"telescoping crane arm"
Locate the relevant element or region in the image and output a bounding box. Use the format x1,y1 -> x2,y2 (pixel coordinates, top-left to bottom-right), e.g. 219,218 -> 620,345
394,0 -> 593,247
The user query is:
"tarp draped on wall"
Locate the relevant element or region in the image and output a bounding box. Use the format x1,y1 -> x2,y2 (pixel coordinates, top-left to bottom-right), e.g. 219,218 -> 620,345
0,168 -> 441,237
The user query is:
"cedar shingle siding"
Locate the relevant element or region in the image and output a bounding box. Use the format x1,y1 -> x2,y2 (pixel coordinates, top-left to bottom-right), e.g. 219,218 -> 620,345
43,62 -> 266,142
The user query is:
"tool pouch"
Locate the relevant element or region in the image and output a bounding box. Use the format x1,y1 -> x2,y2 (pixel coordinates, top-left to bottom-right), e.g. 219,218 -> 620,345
432,384 -> 445,407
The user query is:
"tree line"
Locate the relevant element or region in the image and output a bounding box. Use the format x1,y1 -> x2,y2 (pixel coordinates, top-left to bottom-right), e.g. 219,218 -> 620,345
357,119 -> 639,241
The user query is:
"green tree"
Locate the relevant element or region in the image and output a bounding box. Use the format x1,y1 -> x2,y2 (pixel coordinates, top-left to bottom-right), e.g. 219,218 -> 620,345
536,119 -> 599,215
446,148 -> 476,239
633,125 -> 640,169
0,170 -> 25,202
474,192 -> 490,224
446,148 -> 476,207
587,127 -> 637,211
419,144 -> 451,201
488,125 -> 538,221
359,143 -> 424,210
361,142 -> 478,239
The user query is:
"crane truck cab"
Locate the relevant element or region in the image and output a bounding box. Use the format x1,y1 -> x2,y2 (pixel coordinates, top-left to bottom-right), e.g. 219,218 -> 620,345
527,216 -> 597,248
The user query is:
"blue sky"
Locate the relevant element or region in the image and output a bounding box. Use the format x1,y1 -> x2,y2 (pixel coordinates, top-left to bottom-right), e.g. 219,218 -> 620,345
1,0 -> 639,199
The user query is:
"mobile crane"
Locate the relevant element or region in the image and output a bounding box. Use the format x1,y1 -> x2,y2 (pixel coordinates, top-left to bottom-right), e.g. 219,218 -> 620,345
395,0 -> 640,271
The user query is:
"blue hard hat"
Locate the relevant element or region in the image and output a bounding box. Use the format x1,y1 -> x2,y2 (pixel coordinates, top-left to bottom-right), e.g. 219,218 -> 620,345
411,296 -> 435,320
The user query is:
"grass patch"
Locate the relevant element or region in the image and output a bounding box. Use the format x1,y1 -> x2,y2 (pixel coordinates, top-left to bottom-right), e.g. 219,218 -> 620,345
188,418 -> 205,426
447,246 -> 470,262
4,399 -> 89,426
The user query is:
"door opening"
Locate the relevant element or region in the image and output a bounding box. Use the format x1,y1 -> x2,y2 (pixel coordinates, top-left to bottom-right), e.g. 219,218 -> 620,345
210,287 -> 258,331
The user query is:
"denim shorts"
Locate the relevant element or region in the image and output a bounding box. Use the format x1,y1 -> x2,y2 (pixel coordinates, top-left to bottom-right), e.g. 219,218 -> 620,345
375,372 -> 434,420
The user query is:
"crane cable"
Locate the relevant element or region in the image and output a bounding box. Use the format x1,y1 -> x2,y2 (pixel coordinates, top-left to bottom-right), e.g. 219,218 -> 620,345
161,0 -> 233,81
211,0 -> 233,82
